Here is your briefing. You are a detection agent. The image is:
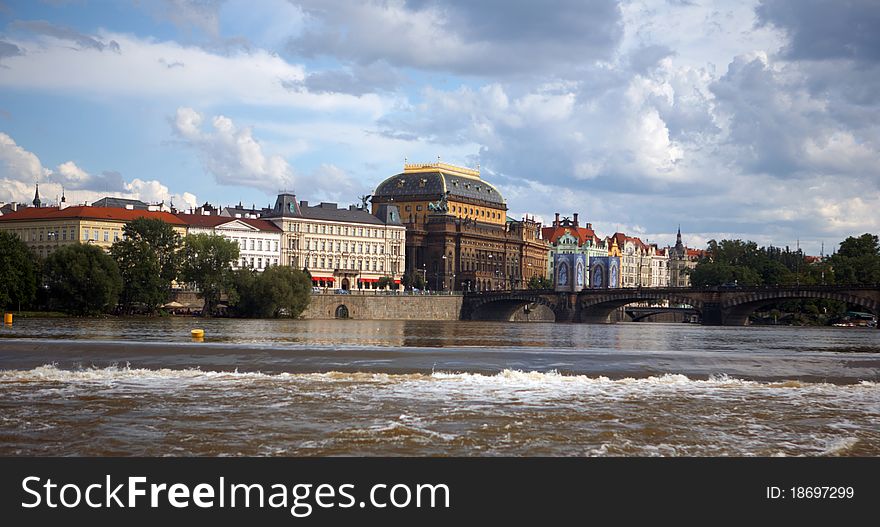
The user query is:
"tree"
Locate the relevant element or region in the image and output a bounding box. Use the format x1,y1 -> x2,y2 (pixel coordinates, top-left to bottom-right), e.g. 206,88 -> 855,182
377,276 -> 395,290
43,244 -> 122,315
110,218 -> 182,314
402,271 -> 426,290
528,275 -> 553,289
828,234 -> 880,285
230,266 -> 311,318
180,234 -> 240,316
0,232 -> 39,311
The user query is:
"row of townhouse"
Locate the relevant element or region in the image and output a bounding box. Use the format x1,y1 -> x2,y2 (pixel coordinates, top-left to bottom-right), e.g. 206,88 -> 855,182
0,187 -> 407,290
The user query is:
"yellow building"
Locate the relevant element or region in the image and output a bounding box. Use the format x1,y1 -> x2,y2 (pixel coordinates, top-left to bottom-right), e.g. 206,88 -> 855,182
0,205 -> 188,258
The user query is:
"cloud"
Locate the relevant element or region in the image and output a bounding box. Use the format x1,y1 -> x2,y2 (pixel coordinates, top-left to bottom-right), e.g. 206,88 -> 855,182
756,0 -> 880,62
12,20 -> 121,52
171,107 -> 296,193
0,31 -> 386,113
152,0 -> 225,39
0,40 -> 23,61
0,132 -> 195,209
288,0 -> 623,76
296,61 -> 405,96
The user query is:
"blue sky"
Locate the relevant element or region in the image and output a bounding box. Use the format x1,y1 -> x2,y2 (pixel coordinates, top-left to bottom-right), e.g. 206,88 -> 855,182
1,0 -> 878,255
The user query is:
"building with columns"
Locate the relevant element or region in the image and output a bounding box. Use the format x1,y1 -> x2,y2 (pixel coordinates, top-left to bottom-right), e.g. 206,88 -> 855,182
266,194 -> 406,290
370,162 -> 549,291
175,214 -> 282,272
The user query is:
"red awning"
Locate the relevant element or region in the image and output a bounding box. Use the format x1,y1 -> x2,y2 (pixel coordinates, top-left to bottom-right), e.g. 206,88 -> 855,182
393,279 -> 401,284
360,278 -> 378,283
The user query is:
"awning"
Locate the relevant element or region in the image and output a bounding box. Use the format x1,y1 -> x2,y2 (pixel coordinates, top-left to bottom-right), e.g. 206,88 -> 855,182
311,277 -> 335,282
359,278 -> 378,283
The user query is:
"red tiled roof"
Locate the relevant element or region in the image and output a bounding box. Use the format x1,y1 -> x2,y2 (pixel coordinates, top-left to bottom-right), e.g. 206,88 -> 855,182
0,206 -> 187,225
176,214 -> 281,232
541,225 -> 600,246
686,248 -> 705,258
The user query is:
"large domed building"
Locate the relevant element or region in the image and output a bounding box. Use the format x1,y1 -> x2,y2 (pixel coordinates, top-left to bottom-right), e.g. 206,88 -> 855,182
371,162 -> 548,291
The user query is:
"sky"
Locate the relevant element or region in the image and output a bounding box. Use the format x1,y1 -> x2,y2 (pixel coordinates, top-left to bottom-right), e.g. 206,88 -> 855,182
0,0 -> 878,255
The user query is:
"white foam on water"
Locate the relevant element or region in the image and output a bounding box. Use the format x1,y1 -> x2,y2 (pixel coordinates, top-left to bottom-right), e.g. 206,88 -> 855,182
818,437 -> 860,456
2,364 -> 878,394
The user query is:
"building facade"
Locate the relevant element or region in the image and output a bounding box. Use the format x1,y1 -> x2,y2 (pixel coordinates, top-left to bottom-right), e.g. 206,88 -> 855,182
0,204 -> 187,258
667,228 -> 703,287
266,195 -> 406,290
542,213 -> 608,287
371,162 -> 549,291
176,214 -> 282,272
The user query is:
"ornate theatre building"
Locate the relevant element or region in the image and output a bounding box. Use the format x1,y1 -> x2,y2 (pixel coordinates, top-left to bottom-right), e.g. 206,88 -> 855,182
371,162 -> 549,291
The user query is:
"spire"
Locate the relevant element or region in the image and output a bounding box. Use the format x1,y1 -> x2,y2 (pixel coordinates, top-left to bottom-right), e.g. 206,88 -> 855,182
60,187 -> 66,203
32,183 -> 42,208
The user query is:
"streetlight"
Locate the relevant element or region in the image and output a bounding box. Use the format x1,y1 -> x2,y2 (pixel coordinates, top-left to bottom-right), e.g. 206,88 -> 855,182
440,254 -> 447,291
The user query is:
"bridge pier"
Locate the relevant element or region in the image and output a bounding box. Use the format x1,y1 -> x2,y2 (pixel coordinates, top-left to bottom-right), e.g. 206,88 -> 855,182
700,302 -> 723,326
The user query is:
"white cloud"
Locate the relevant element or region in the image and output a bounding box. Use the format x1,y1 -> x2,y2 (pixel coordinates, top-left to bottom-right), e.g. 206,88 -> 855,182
172,107 -> 296,193
0,31 -> 387,114
0,132 -> 195,208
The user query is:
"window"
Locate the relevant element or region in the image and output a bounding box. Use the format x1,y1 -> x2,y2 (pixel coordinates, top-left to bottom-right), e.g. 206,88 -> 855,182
258,258 -> 263,268
321,258 -> 325,268
104,231 -> 109,242
82,230 -> 88,241
258,240 -> 263,251
61,230 -> 67,241
113,231 -> 119,242
416,205 -> 422,211
93,230 -> 98,241
274,241 -> 278,252
405,206 -> 411,211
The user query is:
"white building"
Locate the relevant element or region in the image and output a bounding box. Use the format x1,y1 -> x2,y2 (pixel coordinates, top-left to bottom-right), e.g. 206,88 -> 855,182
265,194 -> 406,290
176,214 -> 282,271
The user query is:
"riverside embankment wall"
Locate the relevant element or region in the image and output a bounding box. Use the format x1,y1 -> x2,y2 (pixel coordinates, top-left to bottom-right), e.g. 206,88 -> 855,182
302,294 -> 463,321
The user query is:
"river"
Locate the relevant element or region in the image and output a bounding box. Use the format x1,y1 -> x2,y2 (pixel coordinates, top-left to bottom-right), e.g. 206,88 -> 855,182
1,318 -> 878,456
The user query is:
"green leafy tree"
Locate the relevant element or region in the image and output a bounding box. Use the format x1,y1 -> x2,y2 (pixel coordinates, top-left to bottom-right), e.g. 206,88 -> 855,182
402,271 -> 426,290
110,218 -> 182,314
0,232 -> 39,311
377,276 -> 395,290
829,234 -> 880,285
528,275 -> 553,289
43,244 -> 122,315
230,266 -> 311,318
180,234 -> 240,316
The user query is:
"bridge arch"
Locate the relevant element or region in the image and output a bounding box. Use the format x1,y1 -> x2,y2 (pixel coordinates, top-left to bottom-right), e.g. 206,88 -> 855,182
579,292 -> 703,324
466,293 -> 561,322
720,289 -> 879,326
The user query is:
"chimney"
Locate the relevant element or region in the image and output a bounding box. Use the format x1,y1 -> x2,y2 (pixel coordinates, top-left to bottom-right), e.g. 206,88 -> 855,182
573,213 -> 579,226
554,212 -> 560,226
586,222 -> 592,230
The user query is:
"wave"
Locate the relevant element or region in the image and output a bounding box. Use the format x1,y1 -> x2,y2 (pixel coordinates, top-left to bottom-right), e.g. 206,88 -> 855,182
1,364 -> 877,392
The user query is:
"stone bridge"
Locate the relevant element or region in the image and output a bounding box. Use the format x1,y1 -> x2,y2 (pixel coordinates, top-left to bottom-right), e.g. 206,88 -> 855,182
461,285 -> 880,326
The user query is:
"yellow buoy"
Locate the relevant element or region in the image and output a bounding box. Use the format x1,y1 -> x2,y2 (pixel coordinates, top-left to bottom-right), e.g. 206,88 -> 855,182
3,313 -> 11,325
191,329 -> 205,339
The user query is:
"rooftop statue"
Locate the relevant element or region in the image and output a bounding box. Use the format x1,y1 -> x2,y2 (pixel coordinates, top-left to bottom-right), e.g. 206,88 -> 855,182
428,191 -> 451,212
